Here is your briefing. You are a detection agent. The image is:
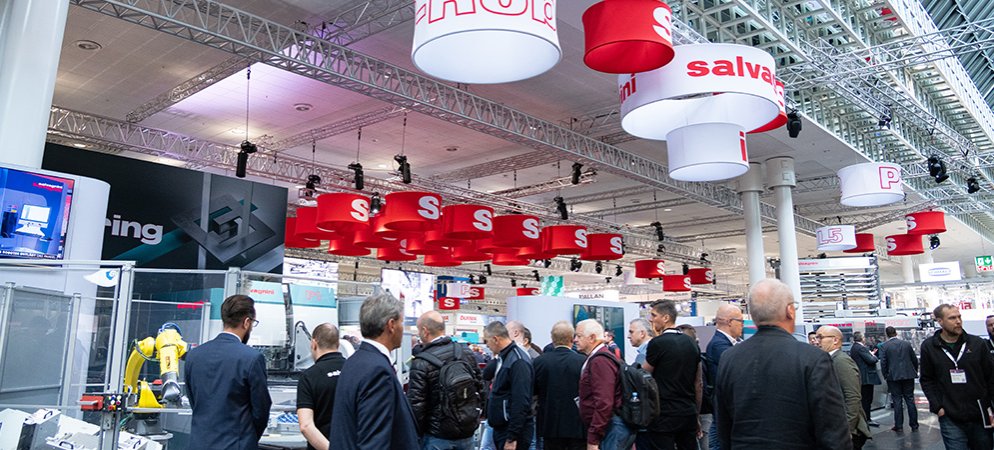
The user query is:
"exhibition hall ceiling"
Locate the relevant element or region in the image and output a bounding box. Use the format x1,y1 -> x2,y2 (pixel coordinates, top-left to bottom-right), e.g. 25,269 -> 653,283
49,0 -> 994,290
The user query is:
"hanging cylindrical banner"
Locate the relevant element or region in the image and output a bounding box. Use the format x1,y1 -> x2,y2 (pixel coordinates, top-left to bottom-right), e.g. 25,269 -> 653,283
687,267 -> 714,285
377,239 -> 418,261
371,208 -> 414,240
666,122 -> 750,181
476,237 -> 517,255
843,233 -> 875,254
424,249 -> 461,267
425,226 -> 469,249
404,235 -> 447,255
452,242 -> 492,262
381,191 -> 442,232
905,211 -> 946,235
662,274 -> 692,292
749,80 -> 786,133
517,240 -> 555,261
316,192 -> 370,232
295,206 -> 337,241
517,287 -> 541,296
353,223 -> 398,249
443,204 -> 494,240
580,233 -> 625,261
493,214 -> 541,248
815,225 -> 858,251
491,252 -> 531,266
328,235 -> 371,257
541,225 -> 588,256
634,259 -> 666,279
412,0 -> 561,84
837,162 -> 903,207
582,0 -> 674,74
886,234 -> 924,256
285,217 -> 320,249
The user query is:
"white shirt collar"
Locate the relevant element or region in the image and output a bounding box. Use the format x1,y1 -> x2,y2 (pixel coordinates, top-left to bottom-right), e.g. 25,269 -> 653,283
430,335 -> 445,343
363,339 -> 392,360
587,343 -> 606,359
716,328 -> 737,345
829,349 -> 839,356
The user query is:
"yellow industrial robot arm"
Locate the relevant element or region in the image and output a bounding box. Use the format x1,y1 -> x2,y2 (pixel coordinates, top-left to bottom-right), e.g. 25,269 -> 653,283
122,323 -> 188,407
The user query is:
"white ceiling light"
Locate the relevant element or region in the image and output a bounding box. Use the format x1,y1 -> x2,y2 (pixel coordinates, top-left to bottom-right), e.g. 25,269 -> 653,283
412,0 -> 561,84
837,162 -> 904,207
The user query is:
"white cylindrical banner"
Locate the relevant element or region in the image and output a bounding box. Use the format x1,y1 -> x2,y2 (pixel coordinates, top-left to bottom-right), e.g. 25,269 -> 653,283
619,43 -> 779,140
666,123 -> 749,181
837,162 -> 903,207
412,0 -> 561,84
816,225 -> 857,251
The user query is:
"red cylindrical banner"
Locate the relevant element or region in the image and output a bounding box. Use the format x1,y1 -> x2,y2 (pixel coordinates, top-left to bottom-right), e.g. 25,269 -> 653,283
582,0 -> 675,74
443,204 -> 494,240
327,235 -> 371,257
376,241 -> 418,261
843,233 -> 875,254
493,214 -> 541,248
295,206 -> 337,241
477,238 -> 518,255
905,211 -> 946,235
541,225 -> 588,256
452,242 -> 492,262
316,193 -> 370,232
662,274 -> 692,292
492,252 -> 531,266
353,223 -> 398,249
371,208 -> 414,240
285,217 -> 319,249
382,191 -> 442,231
517,287 -> 541,296
405,235 -> 447,256
580,233 -> 624,261
424,249 -> 461,267
687,267 -> 715,285
886,234 -> 924,256
425,227 -> 470,248
634,259 -> 666,279
518,240 -> 555,261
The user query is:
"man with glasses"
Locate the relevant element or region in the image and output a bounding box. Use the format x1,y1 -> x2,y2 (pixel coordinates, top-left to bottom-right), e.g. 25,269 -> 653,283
703,304 -> 743,450
815,326 -> 872,450
185,294 -> 272,450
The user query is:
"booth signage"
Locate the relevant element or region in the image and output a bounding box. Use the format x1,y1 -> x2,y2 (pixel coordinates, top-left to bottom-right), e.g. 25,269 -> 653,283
837,163 -> 903,207
456,313 -> 485,326
919,261 -> 962,283
438,297 -> 460,310
976,255 -> 994,273
798,257 -> 874,271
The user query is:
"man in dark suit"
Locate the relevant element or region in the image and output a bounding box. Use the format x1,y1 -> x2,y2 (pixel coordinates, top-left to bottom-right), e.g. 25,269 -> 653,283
533,321 -> 586,450
184,294 -> 272,450
483,321 -> 534,450
329,293 -> 418,450
816,326 -> 872,449
880,325 -> 919,432
297,323 -> 346,450
714,279 -> 850,450
704,304 -> 743,450
849,331 -> 881,427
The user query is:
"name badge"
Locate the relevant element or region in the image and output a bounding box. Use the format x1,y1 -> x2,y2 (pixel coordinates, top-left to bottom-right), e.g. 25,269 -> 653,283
951,369 -> 967,384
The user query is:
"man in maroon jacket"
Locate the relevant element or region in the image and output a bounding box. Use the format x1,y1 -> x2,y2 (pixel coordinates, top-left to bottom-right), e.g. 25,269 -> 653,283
575,319 -> 635,450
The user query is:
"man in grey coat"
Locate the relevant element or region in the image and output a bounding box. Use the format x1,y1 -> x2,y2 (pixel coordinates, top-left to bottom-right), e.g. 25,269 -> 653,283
880,326 -> 920,432
816,326 -> 872,449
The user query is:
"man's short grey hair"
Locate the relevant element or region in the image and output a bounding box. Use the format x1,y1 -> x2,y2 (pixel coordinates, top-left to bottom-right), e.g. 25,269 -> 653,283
576,319 -> 605,340
484,321 -> 510,339
748,278 -> 794,325
630,318 -> 653,336
359,293 -> 403,339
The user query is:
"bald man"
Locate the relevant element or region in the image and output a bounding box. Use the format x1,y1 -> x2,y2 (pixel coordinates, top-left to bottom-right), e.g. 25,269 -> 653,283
714,279 -> 850,450
703,304 -> 743,450
408,311 -> 483,449
816,326 -> 871,450
297,323 -> 346,450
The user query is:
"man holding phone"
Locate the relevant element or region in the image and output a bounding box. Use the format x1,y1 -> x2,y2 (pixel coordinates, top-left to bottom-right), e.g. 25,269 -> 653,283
920,304 -> 994,449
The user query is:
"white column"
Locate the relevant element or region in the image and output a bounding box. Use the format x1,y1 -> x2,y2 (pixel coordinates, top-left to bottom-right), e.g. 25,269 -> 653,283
0,0 -> 71,168
765,157 -> 802,321
902,256 -> 916,283
736,162 -> 766,286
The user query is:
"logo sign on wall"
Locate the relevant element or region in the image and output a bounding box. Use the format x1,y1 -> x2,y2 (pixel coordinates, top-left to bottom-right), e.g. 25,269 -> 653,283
976,255 -> 994,273
919,261 -> 962,283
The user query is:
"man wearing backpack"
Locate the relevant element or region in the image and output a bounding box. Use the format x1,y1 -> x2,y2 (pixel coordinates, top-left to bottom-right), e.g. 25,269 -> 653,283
576,319 -> 636,450
408,310 -> 484,450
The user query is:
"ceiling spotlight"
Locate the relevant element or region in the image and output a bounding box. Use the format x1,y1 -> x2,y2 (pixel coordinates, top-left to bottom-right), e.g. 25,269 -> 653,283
817,253 -> 828,259
650,221 -> 665,241
543,259 -> 552,268
569,258 -> 582,272
605,277 -> 612,283
657,243 -> 666,255
484,263 -> 492,275
700,252 -> 710,265
348,162 -> 364,190
929,234 -> 941,250
394,154 -> 412,184
511,278 -> 517,287
571,162 -> 583,185
595,261 -> 603,274
478,274 -> 488,284
370,192 -> 382,215
235,140 -> 257,178
305,174 -> 321,191
532,270 -> 541,281
786,111 -> 802,138
682,263 -> 689,275
927,155 -> 948,183
468,274 -> 477,284
878,115 -> 891,129
967,177 -> 981,194
554,196 -> 569,220
615,265 -> 623,277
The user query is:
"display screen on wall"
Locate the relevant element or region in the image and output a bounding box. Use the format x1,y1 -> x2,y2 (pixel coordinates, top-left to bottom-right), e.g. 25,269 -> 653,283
573,304 -> 626,360
381,268 -> 435,319
0,167 -> 75,260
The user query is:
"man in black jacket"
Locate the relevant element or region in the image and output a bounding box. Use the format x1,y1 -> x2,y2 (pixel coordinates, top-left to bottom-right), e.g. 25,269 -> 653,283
533,320 -> 586,450
849,331 -> 882,427
920,304 -> 994,449
714,279 -> 851,450
407,310 -> 482,449
483,321 -> 534,450
880,325 -> 920,431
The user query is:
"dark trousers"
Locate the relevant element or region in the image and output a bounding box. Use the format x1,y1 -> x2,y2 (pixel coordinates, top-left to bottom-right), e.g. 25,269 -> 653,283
852,433 -> 868,450
643,415 -> 698,450
634,432 -> 654,450
888,379 -> 918,429
542,437 -> 585,450
860,384 -> 875,421
493,420 -> 534,450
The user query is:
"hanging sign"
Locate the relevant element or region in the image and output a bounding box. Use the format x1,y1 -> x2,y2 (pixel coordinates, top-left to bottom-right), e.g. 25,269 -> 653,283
816,225 -> 858,251
837,163 -> 903,207
905,211 -> 946,235
316,192 -> 370,232
886,234 -> 924,256
843,233 -> 875,254
438,297 -> 460,310
541,225 -> 588,256
687,267 -> 714,285
382,191 -> 442,232
634,259 -> 666,279
976,255 -> 994,273
662,275 -> 692,292
582,0 -> 674,74
580,233 -> 624,261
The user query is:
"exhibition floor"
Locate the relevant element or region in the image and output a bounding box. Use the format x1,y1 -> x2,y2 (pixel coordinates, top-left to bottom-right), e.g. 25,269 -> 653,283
864,395 -> 941,450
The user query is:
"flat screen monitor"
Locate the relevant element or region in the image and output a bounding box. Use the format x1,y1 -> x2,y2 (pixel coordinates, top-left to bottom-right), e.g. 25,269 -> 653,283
381,268 -> 435,319
573,304 -> 627,360
0,167 -> 75,259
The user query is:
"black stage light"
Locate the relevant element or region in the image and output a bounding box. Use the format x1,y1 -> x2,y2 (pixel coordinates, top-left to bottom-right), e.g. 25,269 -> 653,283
930,234 -> 941,250
395,154 -> 412,184
595,261 -> 603,274
967,177 -> 981,194
533,270 -> 541,281
236,140 -> 257,178
700,252 -> 710,265
650,221 -> 665,241
682,263 -> 689,275
305,174 -> 321,191
543,259 -> 552,268
786,112 -> 802,138
478,274 -> 487,284
348,162 -> 364,190
615,265 -> 623,277
570,258 -> 582,272
370,192 -> 382,215
484,263 -> 493,275
927,156 -> 941,177
468,274 -> 477,284
554,196 -> 569,220
571,162 -> 583,185
511,278 -> 517,287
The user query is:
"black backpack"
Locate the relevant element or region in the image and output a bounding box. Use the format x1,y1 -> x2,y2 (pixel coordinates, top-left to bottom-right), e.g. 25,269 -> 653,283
699,352 -> 714,415
592,351 -> 660,428
414,342 -> 484,438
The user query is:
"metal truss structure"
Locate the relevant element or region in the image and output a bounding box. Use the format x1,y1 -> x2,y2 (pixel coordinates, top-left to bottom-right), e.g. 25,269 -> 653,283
488,170 -> 597,198
124,0 -> 414,123
69,0 -> 827,244
269,105 -> 406,151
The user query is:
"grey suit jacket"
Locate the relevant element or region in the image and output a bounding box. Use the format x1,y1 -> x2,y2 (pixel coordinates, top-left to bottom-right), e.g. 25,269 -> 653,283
880,337 -> 919,381
831,350 -> 872,438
